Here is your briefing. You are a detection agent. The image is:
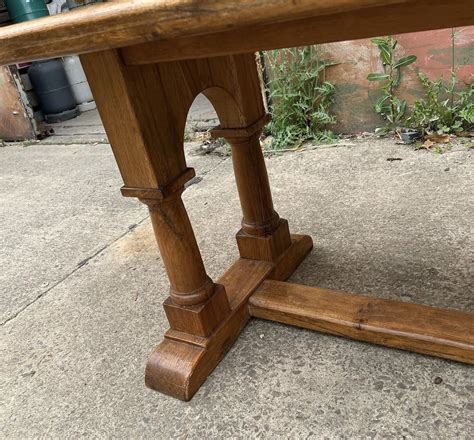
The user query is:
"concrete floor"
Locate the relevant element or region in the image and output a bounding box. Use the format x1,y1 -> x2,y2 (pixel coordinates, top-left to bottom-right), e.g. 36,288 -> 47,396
39,94 -> 218,144
1,110 -> 473,438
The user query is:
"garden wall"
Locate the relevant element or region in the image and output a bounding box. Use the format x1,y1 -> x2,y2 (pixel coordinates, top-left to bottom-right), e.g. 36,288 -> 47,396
317,26 -> 473,133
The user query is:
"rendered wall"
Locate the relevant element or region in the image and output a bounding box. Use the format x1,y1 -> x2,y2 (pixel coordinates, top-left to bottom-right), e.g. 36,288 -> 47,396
319,26 -> 473,133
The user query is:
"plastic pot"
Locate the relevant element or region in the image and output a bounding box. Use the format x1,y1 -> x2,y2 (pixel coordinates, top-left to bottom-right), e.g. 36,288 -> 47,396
5,0 -> 49,23
400,129 -> 422,144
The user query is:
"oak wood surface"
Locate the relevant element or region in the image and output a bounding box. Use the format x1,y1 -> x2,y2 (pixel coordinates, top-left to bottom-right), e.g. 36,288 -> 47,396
81,50 -> 247,334
82,48 -> 292,261
80,50 -> 268,187
122,0 -> 474,64
249,280 -> 474,364
163,283 -> 231,336
144,194 -> 216,306
0,0 -> 411,65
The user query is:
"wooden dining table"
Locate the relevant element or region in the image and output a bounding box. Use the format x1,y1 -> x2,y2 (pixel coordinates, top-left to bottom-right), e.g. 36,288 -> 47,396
1,0 -> 473,401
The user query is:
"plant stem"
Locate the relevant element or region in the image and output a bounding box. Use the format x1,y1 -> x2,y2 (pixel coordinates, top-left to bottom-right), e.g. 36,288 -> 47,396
451,27 -> 456,107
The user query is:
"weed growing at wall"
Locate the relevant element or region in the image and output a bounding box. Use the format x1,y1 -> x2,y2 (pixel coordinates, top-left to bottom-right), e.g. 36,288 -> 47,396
408,73 -> 473,135
263,46 -> 337,150
367,36 -> 417,135
369,30 -> 473,139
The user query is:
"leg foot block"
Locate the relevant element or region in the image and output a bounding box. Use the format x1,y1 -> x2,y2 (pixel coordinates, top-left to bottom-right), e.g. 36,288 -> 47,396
164,284 -> 230,337
236,218 -> 292,262
146,303 -> 248,401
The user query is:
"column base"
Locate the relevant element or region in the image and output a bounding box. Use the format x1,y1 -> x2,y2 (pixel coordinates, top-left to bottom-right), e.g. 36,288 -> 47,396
236,218 -> 292,262
164,283 -> 231,337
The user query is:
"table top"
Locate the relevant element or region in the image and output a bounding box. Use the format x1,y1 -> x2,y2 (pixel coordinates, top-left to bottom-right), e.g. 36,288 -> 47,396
0,0 -> 473,66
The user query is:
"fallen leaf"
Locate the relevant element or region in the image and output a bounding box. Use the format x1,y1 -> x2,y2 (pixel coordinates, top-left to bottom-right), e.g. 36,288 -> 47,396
422,140 -> 434,149
426,134 -> 450,143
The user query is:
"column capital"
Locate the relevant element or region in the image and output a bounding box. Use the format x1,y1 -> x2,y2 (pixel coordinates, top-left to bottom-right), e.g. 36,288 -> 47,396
210,113 -> 271,142
120,167 -> 195,202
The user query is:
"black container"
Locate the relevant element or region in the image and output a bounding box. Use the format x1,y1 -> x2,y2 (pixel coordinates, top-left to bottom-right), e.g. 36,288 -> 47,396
399,129 -> 422,144
28,59 -> 79,123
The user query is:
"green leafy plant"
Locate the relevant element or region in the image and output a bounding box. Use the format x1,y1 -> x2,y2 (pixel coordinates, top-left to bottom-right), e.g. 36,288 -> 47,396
408,72 -> 473,135
264,46 -> 337,150
367,36 -> 417,135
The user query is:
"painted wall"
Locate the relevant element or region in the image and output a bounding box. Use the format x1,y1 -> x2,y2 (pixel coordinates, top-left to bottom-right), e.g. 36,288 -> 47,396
319,26 -> 473,133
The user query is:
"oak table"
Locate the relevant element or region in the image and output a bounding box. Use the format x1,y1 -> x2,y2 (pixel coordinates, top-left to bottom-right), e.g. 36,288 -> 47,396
1,0 -> 473,401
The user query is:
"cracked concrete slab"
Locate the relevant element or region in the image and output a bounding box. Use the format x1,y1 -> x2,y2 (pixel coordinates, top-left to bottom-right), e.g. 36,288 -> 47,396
1,137 -> 473,438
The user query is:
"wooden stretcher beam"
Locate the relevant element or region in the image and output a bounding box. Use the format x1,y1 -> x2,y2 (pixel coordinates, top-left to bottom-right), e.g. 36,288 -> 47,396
249,280 -> 474,364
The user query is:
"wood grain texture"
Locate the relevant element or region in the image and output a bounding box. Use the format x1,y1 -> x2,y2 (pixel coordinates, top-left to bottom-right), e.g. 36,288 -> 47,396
123,0 -> 474,64
144,194 -> 216,306
82,49 -> 229,310
211,111 -> 293,261
122,0 -> 474,65
145,234 -> 313,400
236,219 -> 292,262
83,49 -> 291,265
163,283 -> 231,336
267,234 -> 314,281
249,280 -> 474,364
0,0 -> 411,65
81,48 -> 309,399
228,134 -> 280,237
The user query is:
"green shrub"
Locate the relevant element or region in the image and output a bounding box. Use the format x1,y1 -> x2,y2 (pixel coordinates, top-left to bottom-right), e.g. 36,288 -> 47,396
264,46 -> 337,149
408,72 -> 473,135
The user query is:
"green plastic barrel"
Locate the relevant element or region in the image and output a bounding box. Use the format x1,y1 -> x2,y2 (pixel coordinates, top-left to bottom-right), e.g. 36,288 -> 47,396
5,0 -> 49,23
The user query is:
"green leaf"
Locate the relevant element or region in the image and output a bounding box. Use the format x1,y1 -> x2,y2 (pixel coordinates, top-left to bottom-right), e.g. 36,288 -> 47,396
399,100 -> 407,115
375,96 -> 389,113
367,73 -> 390,81
392,68 -> 401,87
371,38 -> 389,48
380,46 -> 391,65
393,55 -> 417,69
375,126 -> 390,136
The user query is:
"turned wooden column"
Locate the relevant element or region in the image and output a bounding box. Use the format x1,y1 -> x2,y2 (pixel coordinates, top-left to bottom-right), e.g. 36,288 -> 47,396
212,115 -> 292,262
229,134 -> 280,237
141,189 -> 213,306
137,186 -> 230,337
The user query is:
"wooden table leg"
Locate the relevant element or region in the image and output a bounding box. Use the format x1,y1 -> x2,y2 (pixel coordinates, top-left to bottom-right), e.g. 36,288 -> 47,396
80,50 -> 312,400
206,57 -> 293,263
